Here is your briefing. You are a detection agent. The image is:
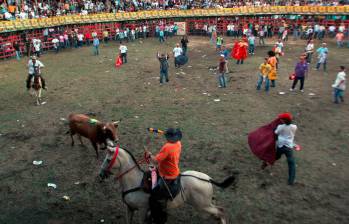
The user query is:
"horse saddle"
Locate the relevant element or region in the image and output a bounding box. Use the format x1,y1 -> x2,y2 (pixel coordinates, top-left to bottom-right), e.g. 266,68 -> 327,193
142,171 -> 181,201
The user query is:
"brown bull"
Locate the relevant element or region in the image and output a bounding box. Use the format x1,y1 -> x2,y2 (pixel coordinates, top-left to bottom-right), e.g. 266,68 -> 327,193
68,113 -> 120,158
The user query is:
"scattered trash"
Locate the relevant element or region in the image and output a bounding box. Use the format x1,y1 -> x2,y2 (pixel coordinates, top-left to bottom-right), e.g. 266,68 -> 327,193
176,73 -> 180,75
308,93 -> 316,96
21,124 -> 25,128
140,104 -> 144,107
174,121 -> 178,124
47,183 -> 57,189
60,118 -> 66,121
17,120 -> 19,122
109,59 -> 112,61
62,195 -> 70,201
105,71 -> 110,73
214,99 -> 221,102
279,92 -> 286,95
202,92 -> 208,95
74,181 -> 80,185
134,116 -> 139,119
11,146 -> 15,149
207,94 -> 211,96
180,72 -> 186,75
188,65 -> 192,68
332,163 -> 336,166
202,55 -> 207,58
147,82 -> 151,85
100,219 -> 105,223
41,101 -> 47,105
33,160 -> 43,165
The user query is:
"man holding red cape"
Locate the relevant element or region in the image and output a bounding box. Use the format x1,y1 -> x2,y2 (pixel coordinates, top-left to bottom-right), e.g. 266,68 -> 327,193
248,113 -> 298,185
231,37 -> 248,64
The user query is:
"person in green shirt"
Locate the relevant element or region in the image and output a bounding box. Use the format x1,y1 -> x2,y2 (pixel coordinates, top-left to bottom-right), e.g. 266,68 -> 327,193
216,36 -> 223,51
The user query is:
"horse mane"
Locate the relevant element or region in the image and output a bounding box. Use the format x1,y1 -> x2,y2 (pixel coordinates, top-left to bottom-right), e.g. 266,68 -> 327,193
122,147 -> 144,173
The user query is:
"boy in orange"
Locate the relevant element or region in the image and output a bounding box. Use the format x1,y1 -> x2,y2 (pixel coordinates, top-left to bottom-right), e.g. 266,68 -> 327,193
267,51 -> 278,87
145,128 -> 182,224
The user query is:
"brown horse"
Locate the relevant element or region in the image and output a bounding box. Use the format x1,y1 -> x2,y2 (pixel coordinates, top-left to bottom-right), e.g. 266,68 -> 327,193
31,75 -> 42,105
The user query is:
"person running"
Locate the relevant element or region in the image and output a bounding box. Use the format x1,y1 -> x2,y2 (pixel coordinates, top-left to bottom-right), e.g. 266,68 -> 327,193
332,66 -> 346,104
290,57 -> 308,92
315,43 -> 328,72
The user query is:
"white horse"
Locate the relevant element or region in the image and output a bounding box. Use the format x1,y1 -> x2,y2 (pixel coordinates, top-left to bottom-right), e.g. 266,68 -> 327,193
99,144 -> 238,224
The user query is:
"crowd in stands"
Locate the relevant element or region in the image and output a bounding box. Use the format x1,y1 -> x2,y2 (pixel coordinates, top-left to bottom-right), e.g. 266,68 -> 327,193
1,0 -> 348,21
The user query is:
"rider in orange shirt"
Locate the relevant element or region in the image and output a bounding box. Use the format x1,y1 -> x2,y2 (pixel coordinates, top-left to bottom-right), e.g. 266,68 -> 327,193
145,128 -> 182,224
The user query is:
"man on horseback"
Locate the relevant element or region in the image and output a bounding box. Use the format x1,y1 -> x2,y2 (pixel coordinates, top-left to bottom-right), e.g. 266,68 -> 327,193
145,128 -> 182,224
26,56 -> 47,91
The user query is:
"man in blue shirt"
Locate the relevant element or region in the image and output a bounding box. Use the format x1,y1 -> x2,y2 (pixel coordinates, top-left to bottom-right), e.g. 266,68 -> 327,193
93,37 -> 100,56
316,43 -> 328,71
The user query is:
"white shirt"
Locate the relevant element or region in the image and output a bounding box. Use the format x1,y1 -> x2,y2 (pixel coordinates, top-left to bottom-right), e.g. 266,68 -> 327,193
52,38 -> 59,47
28,60 -> 44,75
173,47 -> 183,57
275,124 -> 297,148
305,43 -> 314,52
332,71 -> 346,90
119,45 -> 127,53
33,40 -> 41,51
77,34 -> 84,41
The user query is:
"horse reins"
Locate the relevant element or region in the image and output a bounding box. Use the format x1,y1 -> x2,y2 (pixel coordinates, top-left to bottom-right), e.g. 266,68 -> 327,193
106,146 -> 149,181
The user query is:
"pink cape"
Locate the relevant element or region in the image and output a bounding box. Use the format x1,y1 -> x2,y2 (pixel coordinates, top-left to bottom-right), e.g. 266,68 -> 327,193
248,118 -> 283,165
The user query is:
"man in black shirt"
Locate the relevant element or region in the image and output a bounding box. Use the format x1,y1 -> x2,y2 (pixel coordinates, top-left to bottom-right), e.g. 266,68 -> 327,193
180,36 -> 189,56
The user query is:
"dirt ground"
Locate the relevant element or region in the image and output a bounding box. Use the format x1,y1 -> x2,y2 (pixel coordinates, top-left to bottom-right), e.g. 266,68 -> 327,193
0,35 -> 348,224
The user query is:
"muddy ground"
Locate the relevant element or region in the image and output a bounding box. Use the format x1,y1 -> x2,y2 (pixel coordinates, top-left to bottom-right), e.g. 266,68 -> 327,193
0,36 -> 348,224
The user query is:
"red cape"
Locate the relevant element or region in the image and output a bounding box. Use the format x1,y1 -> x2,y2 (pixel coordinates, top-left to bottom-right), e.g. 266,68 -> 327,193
248,118 -> 283,165
232,41 -> 248,60
115,55 -> 122,68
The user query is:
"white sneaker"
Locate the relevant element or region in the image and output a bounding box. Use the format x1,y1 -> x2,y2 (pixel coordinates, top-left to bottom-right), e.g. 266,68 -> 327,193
300,90 -> 304,93
290,88 -> 294,91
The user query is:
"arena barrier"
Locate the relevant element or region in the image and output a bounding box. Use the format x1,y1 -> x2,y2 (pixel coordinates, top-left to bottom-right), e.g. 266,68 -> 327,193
1,6 -> 349,33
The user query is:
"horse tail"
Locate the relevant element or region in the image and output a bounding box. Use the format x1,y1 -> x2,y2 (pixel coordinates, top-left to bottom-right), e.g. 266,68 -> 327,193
210,173 -> 238,189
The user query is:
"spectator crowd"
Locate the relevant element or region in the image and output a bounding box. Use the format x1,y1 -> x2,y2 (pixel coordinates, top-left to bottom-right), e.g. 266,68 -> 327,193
1,0 -> 348,20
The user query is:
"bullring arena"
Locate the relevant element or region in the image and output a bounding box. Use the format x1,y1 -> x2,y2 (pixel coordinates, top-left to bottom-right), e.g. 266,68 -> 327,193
0,2 -> 349,224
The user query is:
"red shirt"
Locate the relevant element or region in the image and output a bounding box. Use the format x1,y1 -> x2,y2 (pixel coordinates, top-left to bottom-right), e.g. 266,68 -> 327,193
155,141 -> 181,179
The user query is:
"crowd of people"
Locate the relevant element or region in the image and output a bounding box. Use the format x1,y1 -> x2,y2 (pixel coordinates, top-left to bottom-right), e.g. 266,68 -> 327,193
1,0 -> 348,20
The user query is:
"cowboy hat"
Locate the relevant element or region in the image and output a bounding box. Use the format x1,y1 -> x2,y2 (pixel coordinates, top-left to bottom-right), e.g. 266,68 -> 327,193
165,128 -> 182,142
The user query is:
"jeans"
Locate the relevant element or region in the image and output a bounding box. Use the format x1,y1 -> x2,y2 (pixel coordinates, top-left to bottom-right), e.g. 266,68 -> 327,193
256,74 -> 269,91
276,146 -> 296,185
159,36 -> 164,43
160,70 -> 169,83
121,53 -> 127,63
333,88 -> 344,103
337,41 -> 343,48
305,52 -> 313,63
291,76 -> 305,90
316,60 -> 327,71
259,37 -> 265,45
218,73 -> 226,88
93,45 -> 99,55
15,51 -> 21,60
248,44 -> 255,54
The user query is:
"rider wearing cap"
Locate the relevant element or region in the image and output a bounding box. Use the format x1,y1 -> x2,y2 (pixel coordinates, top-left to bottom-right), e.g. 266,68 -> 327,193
275,113 -> 298,185
26,56 -> 47,90
145,128 -> 182,224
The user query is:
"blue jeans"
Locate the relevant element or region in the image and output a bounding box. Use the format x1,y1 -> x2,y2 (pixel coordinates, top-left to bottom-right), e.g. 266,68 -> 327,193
218,73 -> 226,88
333,88 -> 344,103
256,75 -> 269,91
159,36 -> 164,43
15,51 -> 21,60
316,60 -> 327,71
248,44 -> 255,54
337,41 -> 343,48
93,46 -> 99,55
160,70 -> 169,83
276,146 -> 296,185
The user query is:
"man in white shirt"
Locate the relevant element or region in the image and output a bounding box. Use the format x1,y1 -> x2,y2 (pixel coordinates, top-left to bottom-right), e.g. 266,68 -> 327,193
26,56 -> 47,90
52,38 -> 59,53
172,43 -> 183,68
77,33 -> 84,47
119,44 -> 128,64
305,40 -> 314,63
332,66 -> 346,104
33,39 -> 42,57
274,113 -> 297,185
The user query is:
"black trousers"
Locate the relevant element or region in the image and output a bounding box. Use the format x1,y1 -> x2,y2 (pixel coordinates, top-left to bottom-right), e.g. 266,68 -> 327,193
149,178 -> 176,224
121,53 -> 127,63
292,76 -> 305,90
